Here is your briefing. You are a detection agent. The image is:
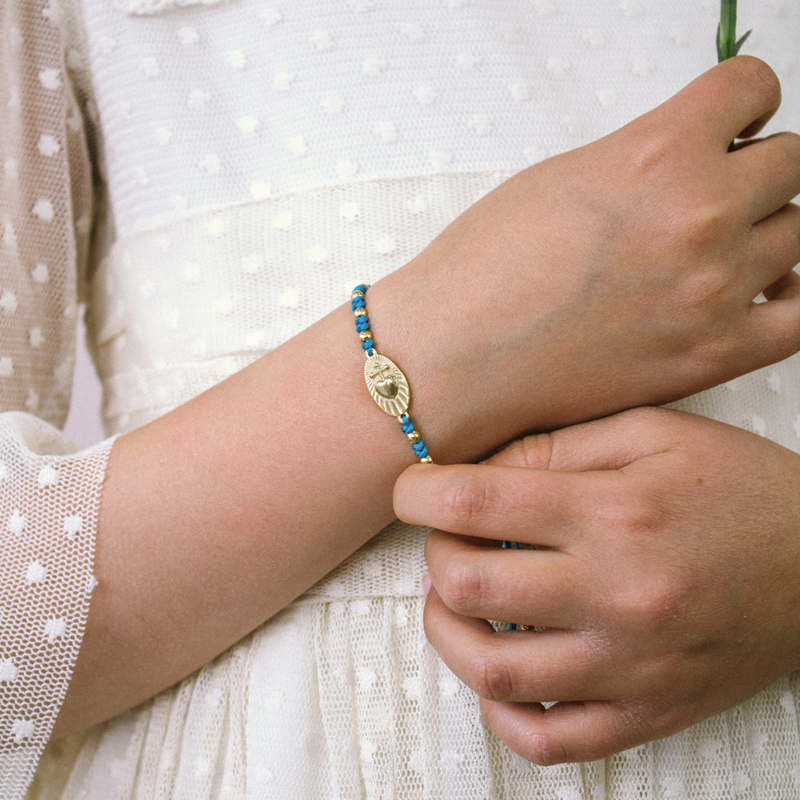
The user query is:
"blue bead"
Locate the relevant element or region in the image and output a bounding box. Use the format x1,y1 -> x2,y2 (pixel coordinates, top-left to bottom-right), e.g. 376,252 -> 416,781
353,284 -> 369,294
355,318 -> 370,331
416,445 -> 428,458
401,420 -> 414,434
367,347 -> 374,356
351,297 -> 366,310
412,440 -> 426,454
361,339 -> 374,350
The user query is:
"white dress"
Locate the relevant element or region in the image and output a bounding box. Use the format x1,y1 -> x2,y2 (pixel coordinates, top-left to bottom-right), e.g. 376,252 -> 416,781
2,0 -> 800,797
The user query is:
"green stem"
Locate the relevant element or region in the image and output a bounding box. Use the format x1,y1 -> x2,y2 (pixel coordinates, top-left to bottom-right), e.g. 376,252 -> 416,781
717,0 -> 752,62
717,0 -> 752,151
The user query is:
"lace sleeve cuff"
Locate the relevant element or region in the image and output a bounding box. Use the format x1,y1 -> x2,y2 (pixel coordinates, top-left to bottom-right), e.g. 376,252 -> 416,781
0,413 -> 115,799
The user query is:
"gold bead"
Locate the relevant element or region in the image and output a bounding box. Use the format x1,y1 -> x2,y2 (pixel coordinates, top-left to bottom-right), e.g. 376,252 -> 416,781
353,308 -> 367,317
359,330 -> 373,342
407,430 -> 420,443
351,290 -> 365,299
420,456 -> 433,464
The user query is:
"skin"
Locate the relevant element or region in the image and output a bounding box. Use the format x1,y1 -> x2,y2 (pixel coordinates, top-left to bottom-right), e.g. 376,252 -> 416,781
52,56 -> 800,740
394,407 -> 800,764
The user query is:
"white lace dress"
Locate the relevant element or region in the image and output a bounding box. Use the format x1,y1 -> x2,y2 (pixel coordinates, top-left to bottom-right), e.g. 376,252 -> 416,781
2,0 -> 800,797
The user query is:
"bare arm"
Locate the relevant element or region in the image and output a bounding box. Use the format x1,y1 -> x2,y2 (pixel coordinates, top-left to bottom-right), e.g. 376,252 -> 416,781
53,284 -> 447,738
52,55 -> 800,738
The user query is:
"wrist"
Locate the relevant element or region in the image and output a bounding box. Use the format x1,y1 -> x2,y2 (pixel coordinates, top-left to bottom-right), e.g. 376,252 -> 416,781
364,264 -> 517,465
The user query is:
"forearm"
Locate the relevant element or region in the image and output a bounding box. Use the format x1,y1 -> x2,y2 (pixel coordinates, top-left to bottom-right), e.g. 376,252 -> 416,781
52,270 -> 506,739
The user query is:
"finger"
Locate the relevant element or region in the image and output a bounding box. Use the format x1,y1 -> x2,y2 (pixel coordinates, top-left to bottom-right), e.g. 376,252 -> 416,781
734,133 -> 800,223
656,56 -> 781,148
395,463 -> 623,545
424,587 -> 608,702
479,697 -> 653,765
424,529 -> 585,625
745,203 -> 800,295
483,406 -> 678,472
763,265 -> 800,302
745,269 -> 800,365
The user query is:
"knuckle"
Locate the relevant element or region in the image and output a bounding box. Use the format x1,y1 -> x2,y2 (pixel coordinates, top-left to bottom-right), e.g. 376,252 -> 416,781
471,649 -> 515,702
660,197 -> 729,254
597,493 -> 661,541
441,473 -> 491,529
678,266 -> 732,312
493,432 -> 554,470
732,55 -> 781,104
617,573 -> 693,633
518,432 -> 555,470
438,556 -> 486,615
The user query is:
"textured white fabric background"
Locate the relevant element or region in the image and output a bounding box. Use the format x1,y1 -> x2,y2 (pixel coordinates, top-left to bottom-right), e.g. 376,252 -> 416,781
2,0 -> 800,798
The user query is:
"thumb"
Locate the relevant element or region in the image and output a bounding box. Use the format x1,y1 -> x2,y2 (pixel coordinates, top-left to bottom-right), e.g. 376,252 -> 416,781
392,407 -> 679,527
484,406 -> 678,472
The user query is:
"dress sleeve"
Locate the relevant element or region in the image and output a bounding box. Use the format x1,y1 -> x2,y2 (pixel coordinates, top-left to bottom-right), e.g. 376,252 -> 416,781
0,1 -> 115,796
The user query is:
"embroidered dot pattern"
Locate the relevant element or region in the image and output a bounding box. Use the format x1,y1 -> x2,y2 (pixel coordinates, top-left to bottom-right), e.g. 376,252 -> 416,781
82,0 -> 741,235
3,1 -> 800,797
0,10 -> 114,771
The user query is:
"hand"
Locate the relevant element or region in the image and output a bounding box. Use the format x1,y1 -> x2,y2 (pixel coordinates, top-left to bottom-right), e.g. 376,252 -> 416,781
370,56 -> 800,461
393,407 -> 800,763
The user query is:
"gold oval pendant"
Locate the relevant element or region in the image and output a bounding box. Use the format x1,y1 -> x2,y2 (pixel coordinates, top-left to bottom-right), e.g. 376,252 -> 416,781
364,353 -> 410,416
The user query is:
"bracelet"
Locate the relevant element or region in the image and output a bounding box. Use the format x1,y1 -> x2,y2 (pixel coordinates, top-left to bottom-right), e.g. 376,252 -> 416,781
351,284 -> 433,464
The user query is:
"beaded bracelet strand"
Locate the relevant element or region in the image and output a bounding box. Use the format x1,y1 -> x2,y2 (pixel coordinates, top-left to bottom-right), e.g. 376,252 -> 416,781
351,284 -> 433,464
352,287 -> 536,627
502,541 -> 526,630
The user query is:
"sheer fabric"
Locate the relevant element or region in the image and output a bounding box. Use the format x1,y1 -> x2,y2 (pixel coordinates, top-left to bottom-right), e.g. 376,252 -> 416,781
1,0 -> 114,796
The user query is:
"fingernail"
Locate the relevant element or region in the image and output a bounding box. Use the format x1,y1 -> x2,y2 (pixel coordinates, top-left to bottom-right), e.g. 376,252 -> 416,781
422,572 -> 432,600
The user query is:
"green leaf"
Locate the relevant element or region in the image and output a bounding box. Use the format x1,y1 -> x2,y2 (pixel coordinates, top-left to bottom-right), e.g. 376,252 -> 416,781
732,29 -> 752,57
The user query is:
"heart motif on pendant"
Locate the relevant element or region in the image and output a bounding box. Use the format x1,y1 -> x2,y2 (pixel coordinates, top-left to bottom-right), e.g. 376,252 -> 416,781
375,376 -> 398,399
365,353 -> 410,416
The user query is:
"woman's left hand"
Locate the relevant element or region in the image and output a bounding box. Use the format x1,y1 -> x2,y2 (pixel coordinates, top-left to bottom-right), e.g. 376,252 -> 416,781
393,406 -> 800,764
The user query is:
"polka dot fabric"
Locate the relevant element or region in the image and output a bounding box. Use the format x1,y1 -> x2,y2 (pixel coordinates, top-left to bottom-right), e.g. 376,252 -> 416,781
69,0 -> 799,240
6,0 -> 800,797
1,1 -> 115,797
0,416 -> 109,799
